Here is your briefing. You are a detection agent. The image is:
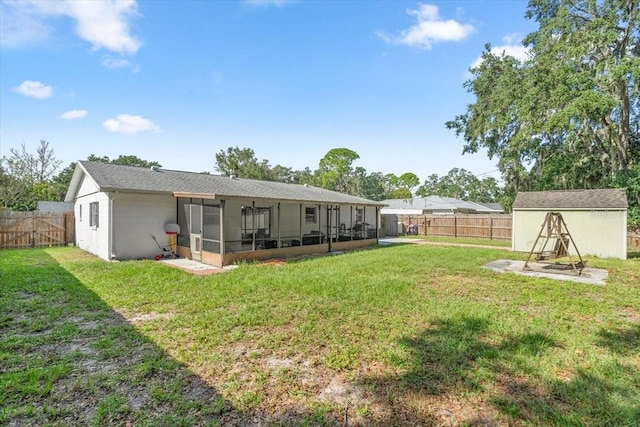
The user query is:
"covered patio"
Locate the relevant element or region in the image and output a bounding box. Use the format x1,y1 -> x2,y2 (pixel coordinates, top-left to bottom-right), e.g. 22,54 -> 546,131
173,193 -> 383,267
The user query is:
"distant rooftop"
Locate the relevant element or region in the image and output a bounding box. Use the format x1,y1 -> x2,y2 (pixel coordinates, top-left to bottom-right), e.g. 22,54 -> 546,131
380,196 -> 504,214
37,201 -> 74,212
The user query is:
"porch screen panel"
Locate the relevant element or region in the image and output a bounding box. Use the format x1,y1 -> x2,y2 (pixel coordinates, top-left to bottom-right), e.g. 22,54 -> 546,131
177,198 -> 189,246
203,204 -> 221,253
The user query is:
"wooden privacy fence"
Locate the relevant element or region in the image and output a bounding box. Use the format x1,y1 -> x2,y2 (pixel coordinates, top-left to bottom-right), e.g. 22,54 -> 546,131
0,211 -> 75,249
397,214 -> 513,240
393,214 -> 640,249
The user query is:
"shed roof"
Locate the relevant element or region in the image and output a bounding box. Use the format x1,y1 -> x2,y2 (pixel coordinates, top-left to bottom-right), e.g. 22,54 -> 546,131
65,161 -> 384,206
512,189 -> 628,210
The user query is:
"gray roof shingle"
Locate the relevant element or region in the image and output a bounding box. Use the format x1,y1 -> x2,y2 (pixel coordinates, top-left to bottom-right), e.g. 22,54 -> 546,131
512,189 -> 628,209
70,161 -> 384,206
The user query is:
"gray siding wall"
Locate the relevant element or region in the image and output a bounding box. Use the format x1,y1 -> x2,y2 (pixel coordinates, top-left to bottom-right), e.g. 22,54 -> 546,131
112,193 -> 176,260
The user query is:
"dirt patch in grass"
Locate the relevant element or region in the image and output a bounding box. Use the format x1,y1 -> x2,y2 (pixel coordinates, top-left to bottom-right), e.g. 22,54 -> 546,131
124,311 -> 176,323
618,307 -> 640,323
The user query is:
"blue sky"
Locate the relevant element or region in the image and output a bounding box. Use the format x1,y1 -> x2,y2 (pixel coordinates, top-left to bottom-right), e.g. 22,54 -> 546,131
0,0 -> 535,182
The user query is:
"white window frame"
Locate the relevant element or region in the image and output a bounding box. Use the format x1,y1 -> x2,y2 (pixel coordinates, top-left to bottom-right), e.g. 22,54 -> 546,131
305,207 -> 317,224
89,202 -> 99,228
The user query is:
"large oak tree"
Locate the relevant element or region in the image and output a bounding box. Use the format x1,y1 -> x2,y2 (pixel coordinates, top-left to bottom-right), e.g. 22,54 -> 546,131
447,0 -> 639,212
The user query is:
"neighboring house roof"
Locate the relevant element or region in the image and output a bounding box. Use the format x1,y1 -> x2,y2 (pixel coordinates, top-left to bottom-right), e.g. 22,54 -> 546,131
37,201 -> 74,212
512,189 -> 628,210
473,202 -> 504,213
380,196 -> 503,215
65,161 -> 385,206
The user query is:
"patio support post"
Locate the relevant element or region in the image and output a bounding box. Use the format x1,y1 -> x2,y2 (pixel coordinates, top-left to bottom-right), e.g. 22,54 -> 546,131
277,202 -> 281,247
350,206 -> 353,240
364,206 -> 366,239
375,206 -> 379,241
220,200 -> 226,260
252,200 -> 256,251
327,204 -> 332,252
299,204 -> 303,241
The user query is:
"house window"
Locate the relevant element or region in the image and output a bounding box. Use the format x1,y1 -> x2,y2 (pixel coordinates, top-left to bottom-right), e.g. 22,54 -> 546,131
355,208 -> 363,223
89,202 -> 99,227
305,207 -> 317,224
79,205 -> 82,222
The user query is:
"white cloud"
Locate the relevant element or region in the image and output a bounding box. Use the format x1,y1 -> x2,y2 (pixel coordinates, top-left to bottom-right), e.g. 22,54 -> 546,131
0,1 -> 51,47
243,0 -> 297,7
378,3 -> 475,50
13,80 -> 53,99
1,0 -> 141,55
103,114 -> 160,134
470,35 -> 530,69
102,55 -> 140,72
60,110 -> 88,120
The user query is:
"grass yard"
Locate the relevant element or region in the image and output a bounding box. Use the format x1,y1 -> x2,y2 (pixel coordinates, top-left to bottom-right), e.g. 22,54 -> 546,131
403,235 -> 512,248
1,244 -> 639,426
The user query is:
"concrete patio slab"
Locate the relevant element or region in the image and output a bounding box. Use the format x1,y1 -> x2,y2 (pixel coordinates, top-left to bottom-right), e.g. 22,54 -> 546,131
484,259 -> 608,285
158,257 -> 232,275
378,237 -> 421,245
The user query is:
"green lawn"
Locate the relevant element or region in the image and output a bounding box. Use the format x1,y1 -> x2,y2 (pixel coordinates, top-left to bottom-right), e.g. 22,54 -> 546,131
1,245 -> 639,426
403,235 -> 512,247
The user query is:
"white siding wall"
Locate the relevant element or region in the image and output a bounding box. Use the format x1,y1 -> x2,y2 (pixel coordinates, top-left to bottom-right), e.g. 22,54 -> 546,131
112,193 -> 176,260
513,209 -> 627,259
279,203 -> 302,238
74,176 -> 111,260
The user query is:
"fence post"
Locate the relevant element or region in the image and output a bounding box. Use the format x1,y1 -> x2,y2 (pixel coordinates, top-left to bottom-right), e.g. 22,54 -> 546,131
489,216 -> 493,240
454,216 -> 457,238
31,212 -> 35,248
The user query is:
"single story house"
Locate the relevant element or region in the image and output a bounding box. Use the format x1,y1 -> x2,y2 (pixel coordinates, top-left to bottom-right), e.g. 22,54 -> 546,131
380,196 -> 504,216
512,189 -> 628,259
64,161 -> 386,267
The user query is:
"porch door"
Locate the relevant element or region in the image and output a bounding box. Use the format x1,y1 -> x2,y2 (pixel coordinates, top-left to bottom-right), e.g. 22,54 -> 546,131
190,204 -> 203,261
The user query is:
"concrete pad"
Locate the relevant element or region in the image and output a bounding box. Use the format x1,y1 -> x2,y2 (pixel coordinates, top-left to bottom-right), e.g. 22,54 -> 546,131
158,257 -> 227,275
484,259 -> 608,285
378,237 -> 421,245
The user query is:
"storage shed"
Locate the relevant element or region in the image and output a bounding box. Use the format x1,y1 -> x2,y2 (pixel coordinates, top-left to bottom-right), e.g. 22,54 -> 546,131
512,189 -> 628,259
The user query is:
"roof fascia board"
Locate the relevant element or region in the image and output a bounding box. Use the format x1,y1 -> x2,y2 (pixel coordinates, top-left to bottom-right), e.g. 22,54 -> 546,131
99,187 -> 173,196
64,162 -> 100,202
173,192 -> 384,206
